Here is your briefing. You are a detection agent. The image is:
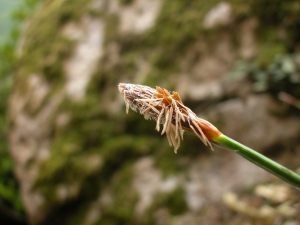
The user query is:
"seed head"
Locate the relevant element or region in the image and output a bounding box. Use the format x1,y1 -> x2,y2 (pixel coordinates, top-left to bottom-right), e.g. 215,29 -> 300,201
118,83 -> 221,153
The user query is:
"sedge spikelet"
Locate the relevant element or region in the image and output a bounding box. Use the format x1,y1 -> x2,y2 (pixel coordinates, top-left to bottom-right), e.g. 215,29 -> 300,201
118,83 -> 221,153
118,84 -> 300,188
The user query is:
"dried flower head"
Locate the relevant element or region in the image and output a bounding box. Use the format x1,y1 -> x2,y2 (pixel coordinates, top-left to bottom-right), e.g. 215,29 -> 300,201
118,83 -> 221,153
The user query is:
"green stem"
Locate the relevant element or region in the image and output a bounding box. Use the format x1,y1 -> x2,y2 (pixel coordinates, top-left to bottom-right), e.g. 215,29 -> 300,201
216,134 -> 300,188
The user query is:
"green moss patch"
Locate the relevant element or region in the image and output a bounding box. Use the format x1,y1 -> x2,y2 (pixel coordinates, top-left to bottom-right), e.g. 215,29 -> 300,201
15,0 -> 92,90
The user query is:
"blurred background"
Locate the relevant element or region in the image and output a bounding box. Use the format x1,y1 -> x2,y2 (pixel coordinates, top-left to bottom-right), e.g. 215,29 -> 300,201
1,0 -> 300,224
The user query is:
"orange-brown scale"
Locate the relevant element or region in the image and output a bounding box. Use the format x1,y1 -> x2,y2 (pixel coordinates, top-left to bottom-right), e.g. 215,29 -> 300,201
154,86 -> 221,141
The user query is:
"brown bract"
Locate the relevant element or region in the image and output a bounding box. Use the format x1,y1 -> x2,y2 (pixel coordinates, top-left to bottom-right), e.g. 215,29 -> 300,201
118,83 -> 221,153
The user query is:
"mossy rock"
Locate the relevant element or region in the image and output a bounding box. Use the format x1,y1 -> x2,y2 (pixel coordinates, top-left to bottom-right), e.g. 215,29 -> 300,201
9,0 -> 300,224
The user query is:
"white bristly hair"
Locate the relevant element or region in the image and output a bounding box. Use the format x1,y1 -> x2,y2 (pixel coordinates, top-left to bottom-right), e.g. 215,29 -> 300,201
118,83 -> 215,153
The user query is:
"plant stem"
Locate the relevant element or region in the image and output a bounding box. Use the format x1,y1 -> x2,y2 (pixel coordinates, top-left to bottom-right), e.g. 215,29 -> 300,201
216,134 -> 300,188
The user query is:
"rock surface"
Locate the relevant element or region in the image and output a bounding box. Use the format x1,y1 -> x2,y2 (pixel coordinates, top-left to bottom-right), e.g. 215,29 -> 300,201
9,0 -> 300,224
